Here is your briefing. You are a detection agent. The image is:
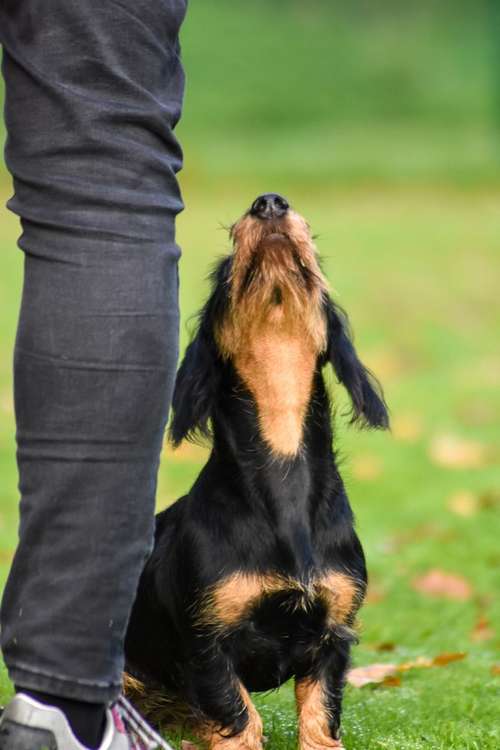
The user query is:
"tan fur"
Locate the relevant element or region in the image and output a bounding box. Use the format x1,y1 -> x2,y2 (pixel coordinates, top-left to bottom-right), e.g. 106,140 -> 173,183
198,572 -> 298,629
217,211 -> 329,456
233,313 -> 319,455
123,672 -> 193,729
197,571 -> 361,630
316,571 -> 362,626
208,685 -> 263,750
295,679 -> 344,750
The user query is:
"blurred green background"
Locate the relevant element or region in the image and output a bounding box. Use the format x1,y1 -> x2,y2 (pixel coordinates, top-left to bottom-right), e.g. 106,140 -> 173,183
1,1 -> 499,748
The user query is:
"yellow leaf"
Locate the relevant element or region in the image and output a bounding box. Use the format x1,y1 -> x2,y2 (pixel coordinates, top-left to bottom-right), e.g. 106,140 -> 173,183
471,616 -> 494,643
391,412 -> 423,442
447,490 -> 478,517
351,454 -> 383,481
428,434 -> 490,469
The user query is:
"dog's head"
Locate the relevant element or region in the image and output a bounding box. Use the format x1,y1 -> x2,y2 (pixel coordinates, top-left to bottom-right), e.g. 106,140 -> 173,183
170,194 -> 389,451
219,193 -> 328,358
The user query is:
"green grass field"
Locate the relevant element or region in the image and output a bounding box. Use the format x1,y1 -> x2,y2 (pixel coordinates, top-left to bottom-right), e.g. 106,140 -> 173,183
1,1 -> 500,748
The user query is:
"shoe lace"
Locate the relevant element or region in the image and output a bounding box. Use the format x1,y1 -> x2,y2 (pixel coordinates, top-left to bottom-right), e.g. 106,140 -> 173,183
112,694 -> 173,750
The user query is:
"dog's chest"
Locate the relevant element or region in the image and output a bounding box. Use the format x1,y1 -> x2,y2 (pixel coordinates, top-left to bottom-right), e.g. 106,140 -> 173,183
234,321 -> 317,456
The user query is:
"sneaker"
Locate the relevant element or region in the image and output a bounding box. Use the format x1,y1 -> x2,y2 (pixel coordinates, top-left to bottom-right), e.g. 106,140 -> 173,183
0,693 -> 173,750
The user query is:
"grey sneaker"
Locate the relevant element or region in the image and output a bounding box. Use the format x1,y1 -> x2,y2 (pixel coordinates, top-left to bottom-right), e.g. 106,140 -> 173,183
0,693 -> 173,750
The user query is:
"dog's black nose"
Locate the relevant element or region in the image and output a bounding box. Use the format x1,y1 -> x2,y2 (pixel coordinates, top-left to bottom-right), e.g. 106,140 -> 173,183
250,193 -> 289,220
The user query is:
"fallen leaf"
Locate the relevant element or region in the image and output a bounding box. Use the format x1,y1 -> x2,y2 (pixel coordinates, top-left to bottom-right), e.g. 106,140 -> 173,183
471,616 -> 494,643
448,490 -> 478,517
491,664 -> 500,676
391,413 -> 423,442
381,675 -> 402,687
374,642 -> 396,653
447,488 -> 500,517
431,652 -> 466,667
479,489 -> 500,510
412,569 -> 472,600
398,656 -> 434,670
348,652 -> 467,688
351,454 -> 383,481
429,434 -> 491,469
347,663 -> 397,687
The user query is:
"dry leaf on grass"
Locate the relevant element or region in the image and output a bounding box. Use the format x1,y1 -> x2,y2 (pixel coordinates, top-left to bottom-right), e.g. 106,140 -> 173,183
491,664 -> 500,676
347,653 -> 466,688
381,675 -> 401,687
479,488 -> 500,510
391,412 -> 423,442
373,642 -> 396,653
428,434 -> 491,469
471,615 -> 494,643
397,653 -> 466,671
448,490 -> 478,517
412,569 -> 472,600
448,488 -> 500,517
351,454 -> 383,481
429,652 -> 466,667
347,663 -> 397,687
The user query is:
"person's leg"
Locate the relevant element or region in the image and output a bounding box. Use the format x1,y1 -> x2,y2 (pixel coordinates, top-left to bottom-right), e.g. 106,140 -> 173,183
0,0 -> 186,744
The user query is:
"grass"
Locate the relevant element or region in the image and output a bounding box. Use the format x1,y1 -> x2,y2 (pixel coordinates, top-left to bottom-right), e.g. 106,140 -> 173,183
1,1 -> 500,747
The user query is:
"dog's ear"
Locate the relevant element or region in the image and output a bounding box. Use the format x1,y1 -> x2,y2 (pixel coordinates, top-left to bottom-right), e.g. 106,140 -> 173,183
323,295 -> 389,430
169,258 -> 231,447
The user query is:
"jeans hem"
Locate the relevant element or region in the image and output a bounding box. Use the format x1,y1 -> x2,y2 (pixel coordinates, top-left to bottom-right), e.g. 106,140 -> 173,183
9,664 -> 122,704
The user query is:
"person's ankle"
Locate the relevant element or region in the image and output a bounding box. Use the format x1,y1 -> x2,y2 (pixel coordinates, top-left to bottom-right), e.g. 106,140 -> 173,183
15,687 -> 106,749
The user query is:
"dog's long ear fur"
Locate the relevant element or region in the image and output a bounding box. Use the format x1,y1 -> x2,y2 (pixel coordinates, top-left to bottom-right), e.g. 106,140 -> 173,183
324,295 -> 389,430
169,258 -> 231,447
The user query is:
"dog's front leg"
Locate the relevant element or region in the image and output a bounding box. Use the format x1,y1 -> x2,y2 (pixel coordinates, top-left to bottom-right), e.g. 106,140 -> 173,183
185,640 -> 263,750
295,678 -> 344,750
295,641 -> 351,750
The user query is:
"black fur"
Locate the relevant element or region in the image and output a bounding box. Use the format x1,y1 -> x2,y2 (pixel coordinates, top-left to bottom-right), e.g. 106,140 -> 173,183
323,296 -> 389,430
125,252 -> 389,744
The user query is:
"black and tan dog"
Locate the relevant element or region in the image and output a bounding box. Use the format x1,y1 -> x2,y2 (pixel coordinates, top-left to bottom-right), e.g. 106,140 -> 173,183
124,194 -> 389,750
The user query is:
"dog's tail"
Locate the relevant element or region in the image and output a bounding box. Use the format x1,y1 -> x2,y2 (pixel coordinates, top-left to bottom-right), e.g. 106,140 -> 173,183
122,672 -> 195,731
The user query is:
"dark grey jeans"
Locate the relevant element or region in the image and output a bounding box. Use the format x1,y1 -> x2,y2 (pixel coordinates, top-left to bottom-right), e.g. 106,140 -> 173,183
0,0 -> 187,703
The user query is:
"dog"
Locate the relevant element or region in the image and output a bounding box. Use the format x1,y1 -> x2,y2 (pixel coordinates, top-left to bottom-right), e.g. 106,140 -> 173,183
124,193 -> 389,750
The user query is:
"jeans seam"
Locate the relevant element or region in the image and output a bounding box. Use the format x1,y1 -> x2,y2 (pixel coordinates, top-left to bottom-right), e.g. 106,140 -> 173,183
8,661 -> 122,689
15,346 -> 168,373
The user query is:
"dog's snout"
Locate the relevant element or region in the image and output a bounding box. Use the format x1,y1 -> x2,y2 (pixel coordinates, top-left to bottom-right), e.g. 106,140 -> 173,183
250,193 -> 289,220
